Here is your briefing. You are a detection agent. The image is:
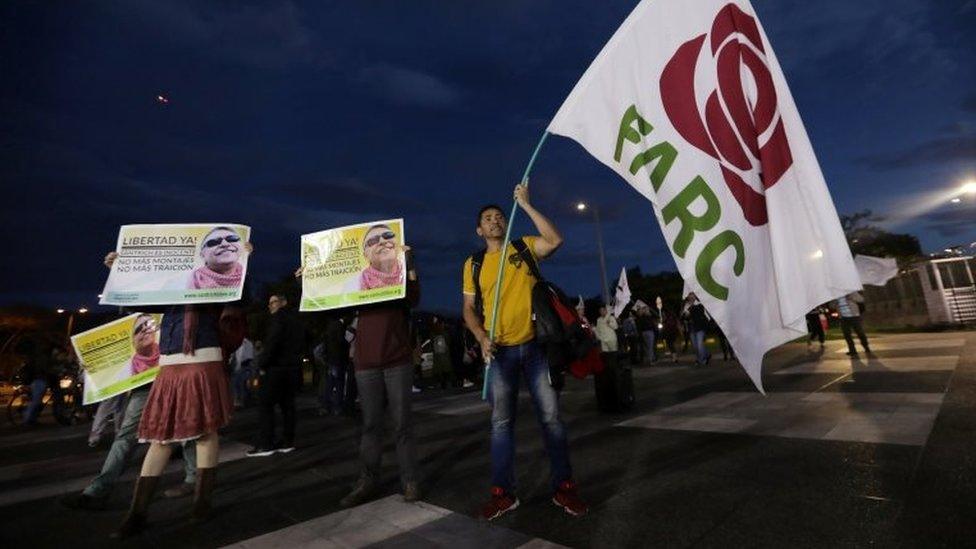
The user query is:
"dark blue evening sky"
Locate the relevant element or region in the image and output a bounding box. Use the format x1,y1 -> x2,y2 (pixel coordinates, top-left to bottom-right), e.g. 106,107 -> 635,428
2,1 -> 974,313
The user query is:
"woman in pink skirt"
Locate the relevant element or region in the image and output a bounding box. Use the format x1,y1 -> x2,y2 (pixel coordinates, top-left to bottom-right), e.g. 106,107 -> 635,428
103,251 -> 248,539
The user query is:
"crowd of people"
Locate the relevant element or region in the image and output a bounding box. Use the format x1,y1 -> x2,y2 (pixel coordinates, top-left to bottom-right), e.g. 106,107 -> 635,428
13,182 -> 875,537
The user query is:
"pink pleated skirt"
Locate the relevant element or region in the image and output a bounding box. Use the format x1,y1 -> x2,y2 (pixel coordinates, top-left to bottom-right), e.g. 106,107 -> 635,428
138,360 -> 233,444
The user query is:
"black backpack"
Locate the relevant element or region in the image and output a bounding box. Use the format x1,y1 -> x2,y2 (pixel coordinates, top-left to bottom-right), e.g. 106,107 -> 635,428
469,238 -> 598,388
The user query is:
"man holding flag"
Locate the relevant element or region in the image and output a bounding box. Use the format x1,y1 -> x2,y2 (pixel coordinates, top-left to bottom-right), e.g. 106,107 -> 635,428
462,185 -> 589,520
543,0 -> 860,391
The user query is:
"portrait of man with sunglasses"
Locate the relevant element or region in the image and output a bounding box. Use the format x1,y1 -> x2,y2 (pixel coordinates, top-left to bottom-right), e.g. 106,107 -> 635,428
129,314 -> 161,376
353,224 -> 404,292
188,226 -> 246,290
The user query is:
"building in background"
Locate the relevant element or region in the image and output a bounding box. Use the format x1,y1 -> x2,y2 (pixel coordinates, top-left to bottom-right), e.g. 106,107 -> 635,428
861,256 -> 976,326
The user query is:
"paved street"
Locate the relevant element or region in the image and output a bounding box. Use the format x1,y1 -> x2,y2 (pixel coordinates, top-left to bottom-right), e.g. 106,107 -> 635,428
1,330 -> 974,548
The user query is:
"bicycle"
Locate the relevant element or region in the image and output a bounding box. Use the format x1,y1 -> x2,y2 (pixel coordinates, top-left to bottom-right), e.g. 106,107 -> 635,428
7,367 -> 92,426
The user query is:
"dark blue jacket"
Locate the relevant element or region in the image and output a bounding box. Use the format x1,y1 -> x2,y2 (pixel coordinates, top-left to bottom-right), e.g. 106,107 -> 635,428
157,305 -> 222,355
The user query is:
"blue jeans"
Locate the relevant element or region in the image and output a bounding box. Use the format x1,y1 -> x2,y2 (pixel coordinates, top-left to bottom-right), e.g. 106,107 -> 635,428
692,330 -> 710,364
90,394 -> 125,443
24,378 -> 48,424
232,361 -> 254,405
488,340 -> 572,492
641,330 -> 657,362
84,389 -> 196,498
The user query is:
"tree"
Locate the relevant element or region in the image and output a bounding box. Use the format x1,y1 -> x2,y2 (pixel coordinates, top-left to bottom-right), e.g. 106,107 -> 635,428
840,209 -> 923,266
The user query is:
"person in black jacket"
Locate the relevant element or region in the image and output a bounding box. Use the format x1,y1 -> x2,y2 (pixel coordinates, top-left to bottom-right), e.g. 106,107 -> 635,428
683,293 -> 712,366
248,293 -> 306,456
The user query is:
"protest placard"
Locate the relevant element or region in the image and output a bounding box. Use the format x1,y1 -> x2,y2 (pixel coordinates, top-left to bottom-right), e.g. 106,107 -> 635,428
71,313 -> 163,404
100,224 -> 251,306
300,219 -> 406,311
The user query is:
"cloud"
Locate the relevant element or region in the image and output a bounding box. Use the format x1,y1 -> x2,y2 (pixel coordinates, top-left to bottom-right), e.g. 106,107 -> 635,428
267,178 -> 426,214
921,203 -> 976,238
963,91 -> 976,114
855,135 -> 976,170
755,0 -> 961,81
111,0 -> 322,70
357,65 -> 463,109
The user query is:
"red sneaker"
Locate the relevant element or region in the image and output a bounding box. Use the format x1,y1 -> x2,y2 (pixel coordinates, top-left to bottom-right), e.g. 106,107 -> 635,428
480,486 -> 519,520
553,480 -> 588,517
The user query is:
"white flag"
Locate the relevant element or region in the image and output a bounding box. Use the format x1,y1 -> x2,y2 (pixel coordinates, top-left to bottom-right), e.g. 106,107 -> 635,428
854,255 -> 898,287
612,267 -> 632,318
548,0 -> 860,391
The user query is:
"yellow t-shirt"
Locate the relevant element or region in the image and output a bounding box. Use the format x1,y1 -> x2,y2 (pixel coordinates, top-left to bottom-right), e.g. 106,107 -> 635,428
463,236 -> 540,346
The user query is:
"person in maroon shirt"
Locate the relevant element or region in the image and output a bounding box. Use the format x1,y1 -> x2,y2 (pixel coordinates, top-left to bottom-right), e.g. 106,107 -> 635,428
296,246 -> 420,506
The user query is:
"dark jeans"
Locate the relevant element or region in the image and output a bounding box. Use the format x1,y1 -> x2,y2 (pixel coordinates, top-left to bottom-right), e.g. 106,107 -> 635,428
258,368 -> 298,448
840,317 -> 870,354
320,361 -> 347,413
232,362 -> 255,405
488,340 -> 572,492
355,363 -> 417,486
641,330 -> 656,362
24,378 -> 49,424
807,315 -> 825,344
345,366 -> 359,413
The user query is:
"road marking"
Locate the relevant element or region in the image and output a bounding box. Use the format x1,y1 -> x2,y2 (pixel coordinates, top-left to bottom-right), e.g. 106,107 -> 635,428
775,356 -> 959,375
221,494 -> 567,548
0,440 -> 251,507
616,392 -> 945,446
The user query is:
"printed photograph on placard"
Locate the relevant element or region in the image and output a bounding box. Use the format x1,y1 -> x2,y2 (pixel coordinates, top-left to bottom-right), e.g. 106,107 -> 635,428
71,313 -> 163,404
99,224 -> 251,306
300,219 -> 406,311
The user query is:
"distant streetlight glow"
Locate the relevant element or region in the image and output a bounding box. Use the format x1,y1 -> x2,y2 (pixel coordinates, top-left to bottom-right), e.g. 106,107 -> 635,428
574,201 -> 609,304
78,308 -> 88,314
56,308 -> 65,314
951,197 -> 962,203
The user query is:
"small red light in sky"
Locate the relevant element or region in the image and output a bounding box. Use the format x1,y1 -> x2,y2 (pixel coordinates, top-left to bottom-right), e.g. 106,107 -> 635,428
156,94 -> 170,104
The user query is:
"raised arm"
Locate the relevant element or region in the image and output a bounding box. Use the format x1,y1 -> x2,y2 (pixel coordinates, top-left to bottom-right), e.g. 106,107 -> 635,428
513,183 -> 563,260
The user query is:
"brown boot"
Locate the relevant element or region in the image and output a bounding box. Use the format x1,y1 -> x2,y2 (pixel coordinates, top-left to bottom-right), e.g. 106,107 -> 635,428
190,467 -> 216,523
163,482 -> 194,499
110,476 -> 160,539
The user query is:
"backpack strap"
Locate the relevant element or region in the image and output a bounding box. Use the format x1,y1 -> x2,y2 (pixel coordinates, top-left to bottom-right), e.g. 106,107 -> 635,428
511,238 -> 544,282
469,248 -> 487,320
470,238 -> 543,320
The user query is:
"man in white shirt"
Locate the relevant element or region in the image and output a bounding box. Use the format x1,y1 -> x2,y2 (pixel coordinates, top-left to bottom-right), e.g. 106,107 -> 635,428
834,292 -> 871,357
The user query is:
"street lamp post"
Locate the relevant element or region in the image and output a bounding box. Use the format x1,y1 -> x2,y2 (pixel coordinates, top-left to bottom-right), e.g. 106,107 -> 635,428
577,202 -> 611,305
58,307 -> 88,337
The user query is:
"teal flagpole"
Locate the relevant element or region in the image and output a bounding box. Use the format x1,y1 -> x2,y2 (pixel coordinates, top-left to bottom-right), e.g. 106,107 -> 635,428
482,131 -> 550,400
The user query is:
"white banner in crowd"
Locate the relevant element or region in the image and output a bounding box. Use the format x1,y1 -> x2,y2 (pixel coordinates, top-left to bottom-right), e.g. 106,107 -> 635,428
612,267 -> 632,318
854,255 -> 899,287
548,0 -> 860,390
100,224 -> 251,306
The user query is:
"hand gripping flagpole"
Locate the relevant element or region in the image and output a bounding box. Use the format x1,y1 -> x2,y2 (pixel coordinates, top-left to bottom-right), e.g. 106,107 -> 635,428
482,131 -> 550,400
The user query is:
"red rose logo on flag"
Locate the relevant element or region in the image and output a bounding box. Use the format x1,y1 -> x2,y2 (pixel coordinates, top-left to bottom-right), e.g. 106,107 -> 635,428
660,3 -> 793,226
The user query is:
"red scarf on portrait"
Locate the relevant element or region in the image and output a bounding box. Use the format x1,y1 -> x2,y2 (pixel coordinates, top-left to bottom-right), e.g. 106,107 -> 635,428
130,343 -> 160,375
190,262 -> 243,289
359,261 -> 403,290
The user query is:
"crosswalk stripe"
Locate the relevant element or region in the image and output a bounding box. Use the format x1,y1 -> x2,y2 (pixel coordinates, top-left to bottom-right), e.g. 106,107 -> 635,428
221,494 -> 567,548
832,339 -> 965,353
775,356 -> 959,375
0,441 -> 251,507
